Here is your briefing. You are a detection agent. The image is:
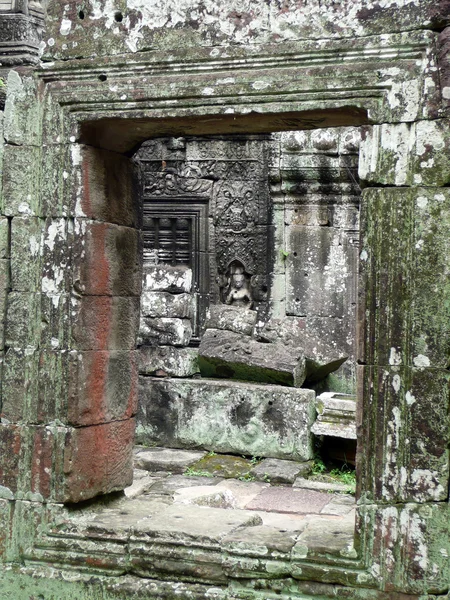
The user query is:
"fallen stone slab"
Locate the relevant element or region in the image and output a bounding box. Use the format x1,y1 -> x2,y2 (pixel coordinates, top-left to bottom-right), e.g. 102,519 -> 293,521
250,458 -> 313,484
255,318 -> 348,382
134,447 -> 206,474
138,378 -> 315,460
198,329 -> 306,387
205,305 -> 256,336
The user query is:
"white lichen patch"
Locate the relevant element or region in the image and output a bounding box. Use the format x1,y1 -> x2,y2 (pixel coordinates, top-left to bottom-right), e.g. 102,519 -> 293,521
60,18 -> 72,35
410,469 -> 446,502
413,354 -> 430,367
405,391 -> 416,406
389,347 -> 402,366
392,374 -> 401,393
416,196 -> 428,209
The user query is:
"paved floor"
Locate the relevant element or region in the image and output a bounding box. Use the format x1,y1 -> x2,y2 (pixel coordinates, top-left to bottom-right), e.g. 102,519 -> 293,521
66,447 -> 357,557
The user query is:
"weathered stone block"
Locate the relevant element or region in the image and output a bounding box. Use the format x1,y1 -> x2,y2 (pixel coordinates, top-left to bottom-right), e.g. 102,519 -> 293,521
138,377 -> 315,460
2,348 -> 39,423
63,418 -> 135,503
40,292 -> 70,350
357,366 -> 449,504
205,305 -> 256,336
41,217 -> 73,294
141,291 -> 192,319
0,260 -> 10,350
1,145 -> 41,216
138,317 -> 192,347
5,292 -> 41,348
0,500 -> 12,560
74,145 -> 138,226
438,26 -> 450,113
40,144 -> 71,217
2,349 -> 70,424
10,216 -> 43,291
0,424 -> 21,495
67,350 -> 138,427
359,121 -> 450,187
71,296 -> 140,351
139,346 -> 199,377
359,188 -> 450,368
255,317 -> 349,382
143,265 -> 192,293
286,226 -> 355,319
360,502 -> 450,595
198,329 -> 306,387
3,71 -> 41,147
72,220 -> 141,296
0,218 -> 10,259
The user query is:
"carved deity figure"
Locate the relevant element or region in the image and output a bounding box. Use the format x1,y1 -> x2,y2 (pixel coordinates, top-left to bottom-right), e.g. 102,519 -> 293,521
222,261 -> 253,309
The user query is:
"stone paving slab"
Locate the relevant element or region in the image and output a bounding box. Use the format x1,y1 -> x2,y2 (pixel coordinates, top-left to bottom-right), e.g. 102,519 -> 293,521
148,474 -> 221,494
255,511 -> 307,533
250,458 -> 312,484
134,447 -> 207,474
132,503 -> 263,543
245,486 -> 331,514
320,495 -> 355,516
293,517 -> 356,558
293,476 -> 353,494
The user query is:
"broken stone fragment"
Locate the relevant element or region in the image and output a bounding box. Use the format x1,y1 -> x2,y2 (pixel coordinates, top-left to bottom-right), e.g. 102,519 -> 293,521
205,304 -> 256,336
311,392 -> 357,439
198,329 -> 306,387
255,318 -> 348,382
138,317 -> 192,347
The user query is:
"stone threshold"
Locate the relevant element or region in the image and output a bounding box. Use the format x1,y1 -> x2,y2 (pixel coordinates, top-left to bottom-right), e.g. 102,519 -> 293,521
22,448 -> 369,593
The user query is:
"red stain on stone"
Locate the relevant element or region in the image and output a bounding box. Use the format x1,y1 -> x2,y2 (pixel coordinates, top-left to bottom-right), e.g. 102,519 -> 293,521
82,223 -> 110,295
81,154 -> 92,217
31,428 -> 52,499
84,351 -> 108,424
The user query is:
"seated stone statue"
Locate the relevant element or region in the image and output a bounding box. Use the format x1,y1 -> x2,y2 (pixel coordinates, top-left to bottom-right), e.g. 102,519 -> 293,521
222,261 -> 253,309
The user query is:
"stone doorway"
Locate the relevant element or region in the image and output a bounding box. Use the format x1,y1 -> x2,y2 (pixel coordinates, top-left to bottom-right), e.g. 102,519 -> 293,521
133,128 -> 360,475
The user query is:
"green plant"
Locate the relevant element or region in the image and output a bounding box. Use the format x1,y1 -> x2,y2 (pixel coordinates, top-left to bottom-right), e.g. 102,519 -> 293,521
0,78 -> 5,88
250,456 -> 261,466
311,456 -> 326,476
330,468 -> 356,487
238,472 -> 256,482
280,249 -> 290,261
262,473 -> 271,483
205,451 -> 217,458
184,467 -> 214,478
